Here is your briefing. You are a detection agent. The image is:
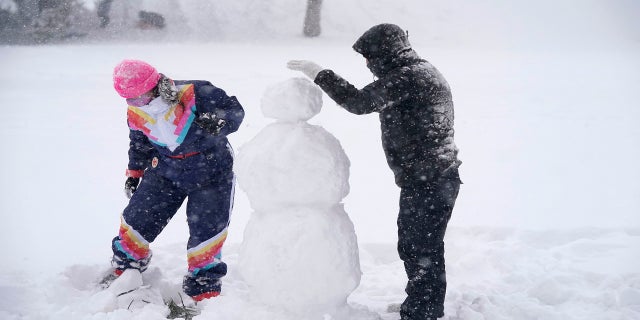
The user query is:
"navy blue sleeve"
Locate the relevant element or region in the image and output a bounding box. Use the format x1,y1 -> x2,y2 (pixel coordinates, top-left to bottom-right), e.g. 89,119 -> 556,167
193,81 -> 245,136
128,129 -> 155,171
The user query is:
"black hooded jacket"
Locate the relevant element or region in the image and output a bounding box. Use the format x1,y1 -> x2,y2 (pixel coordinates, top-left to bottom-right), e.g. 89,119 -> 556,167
314,23 -> 461,187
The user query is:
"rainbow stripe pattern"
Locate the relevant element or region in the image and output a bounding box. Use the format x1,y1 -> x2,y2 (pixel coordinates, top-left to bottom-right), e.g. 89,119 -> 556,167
115,216 -> 150,261
127,84 -> 197,151
187,227 -> 228,275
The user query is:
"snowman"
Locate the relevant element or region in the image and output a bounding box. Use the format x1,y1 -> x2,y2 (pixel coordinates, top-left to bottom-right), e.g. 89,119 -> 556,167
235,77 -> 362,318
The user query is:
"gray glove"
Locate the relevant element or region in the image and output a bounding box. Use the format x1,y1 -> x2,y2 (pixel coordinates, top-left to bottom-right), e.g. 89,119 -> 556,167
287,60 -> 324,80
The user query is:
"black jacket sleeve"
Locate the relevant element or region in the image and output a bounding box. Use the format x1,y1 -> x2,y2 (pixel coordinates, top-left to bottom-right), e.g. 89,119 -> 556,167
314,69 -> 409,115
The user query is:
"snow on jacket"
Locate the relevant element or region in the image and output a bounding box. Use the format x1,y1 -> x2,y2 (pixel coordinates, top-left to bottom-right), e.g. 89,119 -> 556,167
126,80 -> 244,190
314,24 -> 461,187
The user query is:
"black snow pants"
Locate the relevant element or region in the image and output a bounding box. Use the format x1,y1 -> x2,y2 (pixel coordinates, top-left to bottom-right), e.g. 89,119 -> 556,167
397,170 -> 461,320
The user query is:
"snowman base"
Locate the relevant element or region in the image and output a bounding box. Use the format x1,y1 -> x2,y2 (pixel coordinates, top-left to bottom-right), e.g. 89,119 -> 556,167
239,205 -> 361,316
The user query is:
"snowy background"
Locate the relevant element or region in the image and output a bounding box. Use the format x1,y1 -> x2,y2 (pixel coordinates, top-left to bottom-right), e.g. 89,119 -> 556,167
1,0 -> 639,319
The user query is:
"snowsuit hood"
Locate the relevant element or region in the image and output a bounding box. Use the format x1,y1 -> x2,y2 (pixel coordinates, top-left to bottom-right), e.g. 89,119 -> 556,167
352,23 -> 421,77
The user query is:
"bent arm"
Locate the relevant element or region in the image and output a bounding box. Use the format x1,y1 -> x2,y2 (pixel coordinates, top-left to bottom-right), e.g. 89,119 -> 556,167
195,82 -> 245,136
315,69 -> 406,115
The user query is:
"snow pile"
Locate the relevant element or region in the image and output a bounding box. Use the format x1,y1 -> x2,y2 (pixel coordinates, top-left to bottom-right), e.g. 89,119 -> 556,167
235,78 -> 363,319
352,228 -> 640,320
1,228 -> 637,320
88,269 -> 165,313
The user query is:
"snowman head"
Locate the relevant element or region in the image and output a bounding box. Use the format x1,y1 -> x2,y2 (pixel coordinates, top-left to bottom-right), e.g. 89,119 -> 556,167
261,77 -> 323,122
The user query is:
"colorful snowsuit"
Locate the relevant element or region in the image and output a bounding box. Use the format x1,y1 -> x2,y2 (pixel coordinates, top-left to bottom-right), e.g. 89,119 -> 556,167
111,80 -> 244,300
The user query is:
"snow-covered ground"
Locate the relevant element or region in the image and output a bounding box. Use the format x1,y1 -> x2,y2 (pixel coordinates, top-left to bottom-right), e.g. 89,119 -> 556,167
1,228 -> 639,320
1,1 -> 640,319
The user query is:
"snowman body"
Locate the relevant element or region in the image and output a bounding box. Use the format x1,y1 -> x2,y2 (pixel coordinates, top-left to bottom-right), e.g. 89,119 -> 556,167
236,78 -> 361,317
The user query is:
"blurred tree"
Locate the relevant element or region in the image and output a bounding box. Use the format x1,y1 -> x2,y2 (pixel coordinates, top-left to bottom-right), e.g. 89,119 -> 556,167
303,0 -> 322,37
96,0 -> 112,28
0,0 -> 18,31
14,0 -> 38,23
8,0 -> 89,43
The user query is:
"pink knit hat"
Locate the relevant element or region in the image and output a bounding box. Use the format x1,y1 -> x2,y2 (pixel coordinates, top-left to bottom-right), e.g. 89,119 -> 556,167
113,59 -> 161,98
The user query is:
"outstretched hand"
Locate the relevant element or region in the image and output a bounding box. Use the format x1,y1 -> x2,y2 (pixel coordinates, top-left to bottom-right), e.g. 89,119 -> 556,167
287,60 -> 324,80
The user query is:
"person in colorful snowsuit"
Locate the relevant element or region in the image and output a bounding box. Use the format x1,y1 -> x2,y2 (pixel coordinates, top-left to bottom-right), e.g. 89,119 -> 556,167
288,23 -> 462,320
108,59 -> 244,301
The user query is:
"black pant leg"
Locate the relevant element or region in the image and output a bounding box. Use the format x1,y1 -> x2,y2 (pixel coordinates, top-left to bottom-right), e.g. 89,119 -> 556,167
397,177 -> 460,320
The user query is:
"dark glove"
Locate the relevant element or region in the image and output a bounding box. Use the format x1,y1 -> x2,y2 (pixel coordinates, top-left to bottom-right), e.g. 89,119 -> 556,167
195,112 -> 226,135
124,177 -> 140,199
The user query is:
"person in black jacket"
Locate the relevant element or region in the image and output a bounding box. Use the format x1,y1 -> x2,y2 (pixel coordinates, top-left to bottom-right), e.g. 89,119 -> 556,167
288,23 -> 461,320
